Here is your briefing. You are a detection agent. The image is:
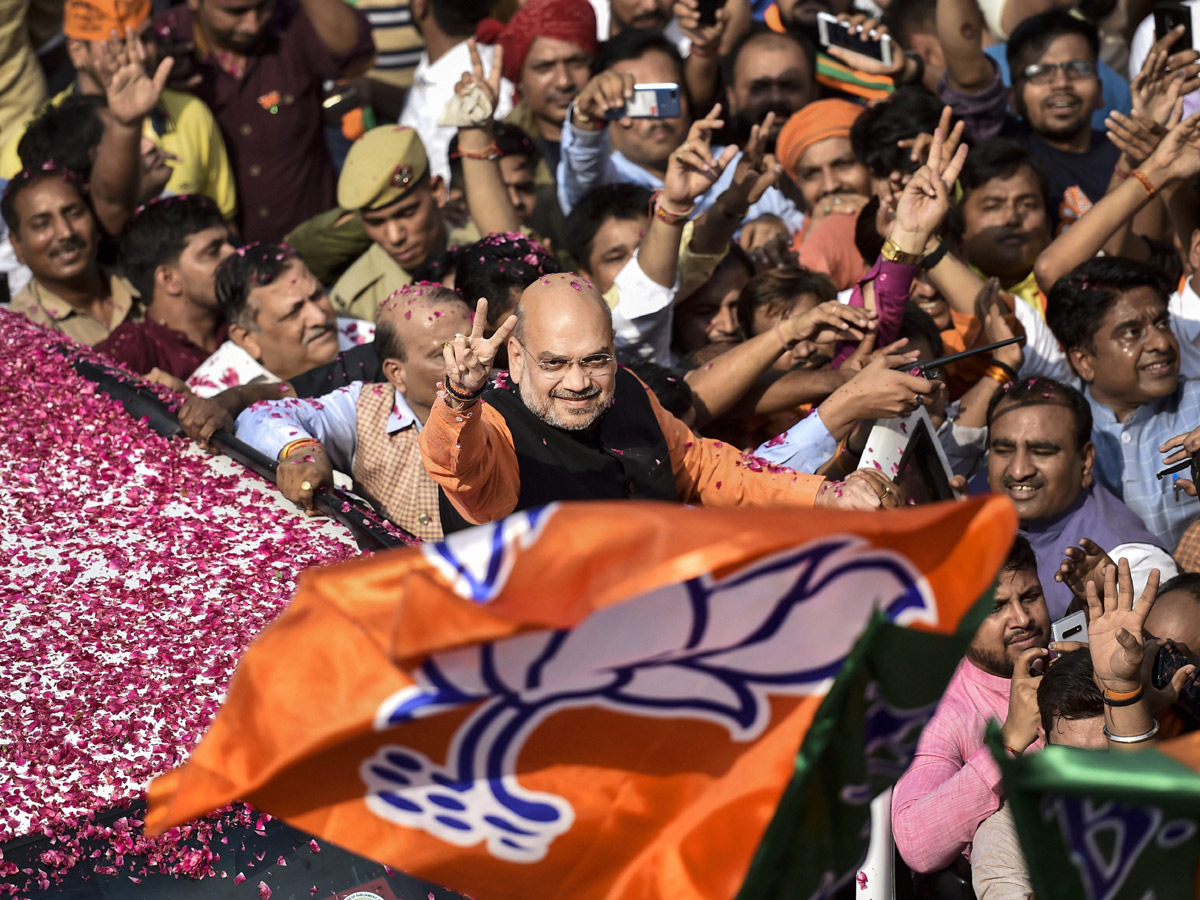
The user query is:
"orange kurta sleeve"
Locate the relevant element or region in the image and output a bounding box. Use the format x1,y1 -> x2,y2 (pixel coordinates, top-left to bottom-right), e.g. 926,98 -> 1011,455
417,396 -> 521,526
640,378 -> 826,508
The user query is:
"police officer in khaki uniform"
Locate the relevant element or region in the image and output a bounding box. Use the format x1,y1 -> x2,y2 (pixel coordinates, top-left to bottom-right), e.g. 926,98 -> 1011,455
330,125 -> 477,322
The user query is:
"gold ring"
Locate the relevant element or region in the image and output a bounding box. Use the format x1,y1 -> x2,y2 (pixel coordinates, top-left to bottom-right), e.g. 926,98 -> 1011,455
881,486 -> 892,499
301,480 -> 313,491
443,341 -> 454,349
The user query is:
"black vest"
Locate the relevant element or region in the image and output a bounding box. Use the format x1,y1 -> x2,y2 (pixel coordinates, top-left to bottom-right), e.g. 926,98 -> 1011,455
439,368 -> 677,534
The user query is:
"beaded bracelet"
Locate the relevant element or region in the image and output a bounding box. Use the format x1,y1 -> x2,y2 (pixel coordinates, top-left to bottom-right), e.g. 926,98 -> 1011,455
1131,168 -> 1157,198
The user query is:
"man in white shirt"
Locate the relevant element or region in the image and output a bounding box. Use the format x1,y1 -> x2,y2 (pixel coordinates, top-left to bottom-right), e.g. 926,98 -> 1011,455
400,0 -> 513,183
188,244 -> 374,397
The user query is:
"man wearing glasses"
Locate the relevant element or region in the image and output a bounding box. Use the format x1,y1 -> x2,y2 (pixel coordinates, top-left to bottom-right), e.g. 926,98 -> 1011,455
421,273 -> 902,532
934,2 -> 1117,233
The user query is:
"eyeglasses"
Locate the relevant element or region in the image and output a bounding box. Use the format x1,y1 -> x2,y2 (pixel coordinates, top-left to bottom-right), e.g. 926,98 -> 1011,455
518,340 -> 615,375
1020,59 -> 1096,85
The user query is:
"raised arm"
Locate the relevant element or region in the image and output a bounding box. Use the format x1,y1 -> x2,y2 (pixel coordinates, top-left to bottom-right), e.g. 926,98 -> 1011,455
935,0 -> 995,93
454,40 -> 520,237
1034,111 -> 1200,293
90,27 -> 173,234
300,0 -> 371,58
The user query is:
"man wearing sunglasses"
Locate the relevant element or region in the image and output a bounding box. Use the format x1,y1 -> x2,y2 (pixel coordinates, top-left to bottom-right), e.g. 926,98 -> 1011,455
935,3 -> 1117,233
420,273 -> 903,532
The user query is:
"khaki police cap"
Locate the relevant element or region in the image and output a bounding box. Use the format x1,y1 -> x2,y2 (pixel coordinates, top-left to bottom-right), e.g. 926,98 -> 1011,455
337,125 -> 430,212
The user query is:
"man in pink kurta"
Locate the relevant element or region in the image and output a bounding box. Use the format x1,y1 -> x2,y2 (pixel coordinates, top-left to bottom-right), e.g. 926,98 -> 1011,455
891,533 -> 1051,874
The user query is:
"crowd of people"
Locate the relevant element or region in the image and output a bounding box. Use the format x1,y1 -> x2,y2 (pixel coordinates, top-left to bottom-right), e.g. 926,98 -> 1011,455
6,0 -> 1200,892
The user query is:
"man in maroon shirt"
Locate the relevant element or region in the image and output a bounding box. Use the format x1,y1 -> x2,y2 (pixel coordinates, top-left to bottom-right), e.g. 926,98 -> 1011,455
154,0 -> 375,243
98,195 -> 234,380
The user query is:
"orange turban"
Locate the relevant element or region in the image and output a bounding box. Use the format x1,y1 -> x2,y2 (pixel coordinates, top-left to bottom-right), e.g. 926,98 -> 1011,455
776,100 -> 864,177
64,0 -> 151,41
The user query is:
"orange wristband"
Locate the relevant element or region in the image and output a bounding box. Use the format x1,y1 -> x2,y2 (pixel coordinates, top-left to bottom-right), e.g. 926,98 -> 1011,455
983,364 -> 1012,387
1131,169 -> 1157,198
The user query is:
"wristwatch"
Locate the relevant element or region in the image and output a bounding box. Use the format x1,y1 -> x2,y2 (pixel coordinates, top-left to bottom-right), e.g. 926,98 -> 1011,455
881,237 -> 923,265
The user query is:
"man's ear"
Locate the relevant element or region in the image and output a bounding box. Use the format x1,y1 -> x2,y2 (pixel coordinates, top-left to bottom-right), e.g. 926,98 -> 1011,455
1080,440 -> 1096,489
1188,228 -> 1200,275
1069,346 -> 1095,384
157,264 -> 184,298
430,175 -> 448,209
382,357 -> 406,393
9,230 -> 25,267
508,335 -> 524,384
229,321 -> 262,361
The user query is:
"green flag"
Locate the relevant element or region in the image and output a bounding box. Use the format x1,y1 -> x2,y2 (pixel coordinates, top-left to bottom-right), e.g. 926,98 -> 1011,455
736,589 -> 993,899
992,726 -> 1200,900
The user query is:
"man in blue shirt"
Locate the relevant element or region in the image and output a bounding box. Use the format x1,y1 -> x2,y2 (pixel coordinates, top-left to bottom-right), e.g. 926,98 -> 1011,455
1046,256 -> 1200,549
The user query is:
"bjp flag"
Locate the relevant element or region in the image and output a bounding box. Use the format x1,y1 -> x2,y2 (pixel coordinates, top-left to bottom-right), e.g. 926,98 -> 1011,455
147,497 -> 1016,899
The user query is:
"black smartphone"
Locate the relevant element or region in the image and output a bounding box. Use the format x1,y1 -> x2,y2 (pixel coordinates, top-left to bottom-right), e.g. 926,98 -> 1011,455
1153,639 -> 1200,728
893,418 -> 955,505
696,0 -> 722,26
1154,2 -> 1194,51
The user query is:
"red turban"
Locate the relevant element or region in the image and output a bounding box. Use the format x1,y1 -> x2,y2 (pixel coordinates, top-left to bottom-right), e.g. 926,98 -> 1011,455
476,0 -> 599,87
776,100 -> 864,179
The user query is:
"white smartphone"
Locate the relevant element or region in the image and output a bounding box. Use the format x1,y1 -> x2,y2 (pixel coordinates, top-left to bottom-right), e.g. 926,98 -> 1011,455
604,83 -> 683,120
1051,610 -> 1089,645
816,11 -> 894,67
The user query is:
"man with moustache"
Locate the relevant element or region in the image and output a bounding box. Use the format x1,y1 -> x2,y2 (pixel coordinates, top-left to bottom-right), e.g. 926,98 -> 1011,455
722,26 -> 817,153
985,377 -> 1175,619
892,534 -> 1049,875
187,243 -> 372,396
420,273 -> 904,532
1046,257 -> 1200,548
558,29 -> 804,233
4,164 -> 135,346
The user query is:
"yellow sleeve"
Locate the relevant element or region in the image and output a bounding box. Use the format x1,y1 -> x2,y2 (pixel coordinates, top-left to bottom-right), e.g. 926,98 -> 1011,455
159,91 -> 238,220
677,220 -> 728,301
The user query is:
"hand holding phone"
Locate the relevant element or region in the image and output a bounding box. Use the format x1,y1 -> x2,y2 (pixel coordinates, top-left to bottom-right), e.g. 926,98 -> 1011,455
817,12 -> 895,68
1154,3 -> 1194,51
604,83 -> 683,120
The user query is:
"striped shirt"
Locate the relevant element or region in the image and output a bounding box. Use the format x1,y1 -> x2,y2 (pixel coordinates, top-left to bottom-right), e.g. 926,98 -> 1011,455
346,0 -> 423,88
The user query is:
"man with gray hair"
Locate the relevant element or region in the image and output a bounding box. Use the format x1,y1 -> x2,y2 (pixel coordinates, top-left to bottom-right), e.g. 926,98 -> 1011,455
419,272 -> 903,532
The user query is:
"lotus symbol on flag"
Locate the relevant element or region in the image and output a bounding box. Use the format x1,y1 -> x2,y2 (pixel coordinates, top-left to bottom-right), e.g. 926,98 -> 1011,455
360,516 -> 935,864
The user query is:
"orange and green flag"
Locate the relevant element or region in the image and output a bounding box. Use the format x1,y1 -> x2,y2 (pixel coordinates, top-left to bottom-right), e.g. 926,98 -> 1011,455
147,497 -> 1016,899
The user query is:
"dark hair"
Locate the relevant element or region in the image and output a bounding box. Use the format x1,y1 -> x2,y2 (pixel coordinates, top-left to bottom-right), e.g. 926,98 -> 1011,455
596,28 -> 686,83
986,375 -> 1093,453
452,233 -> 561,328
959,138 -> 1050,207
1038,649 -> 1103,741
626,360 -> 694,418
1045,256 -> 1173,354
448,121 -> 539,190
881,0 -> 937,48
1,164 -> 88,236
850,88 -> 951,179
374,283 -> 464,365
735,266 -> 836,334
722,24 -> 817,90
1003,532 -> 1038,576
1155,572 -> 1200,600
17,95 -> 107,178
214,242 -> 296,330
898,302 -> 945,358
118,195 -> 227,303
429,0 -> 492,37
1007,10 -> 1100,77
563,182 -> 652,270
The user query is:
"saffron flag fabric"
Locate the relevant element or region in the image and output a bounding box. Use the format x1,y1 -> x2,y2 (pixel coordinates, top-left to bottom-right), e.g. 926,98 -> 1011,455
147,497 -> 1017,899
995,727 -> 1200,900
